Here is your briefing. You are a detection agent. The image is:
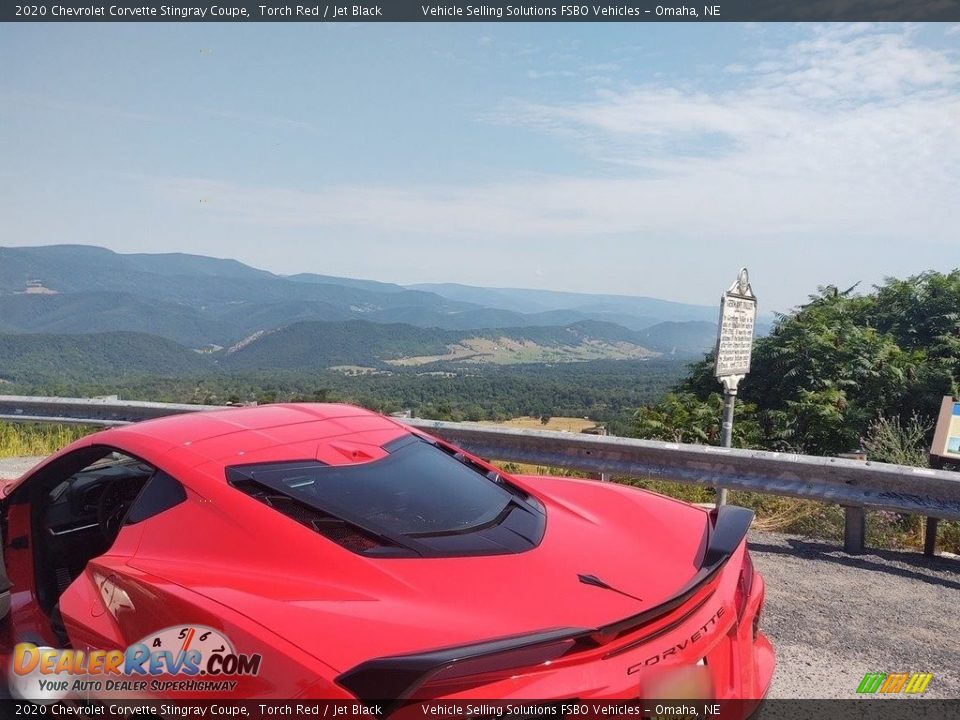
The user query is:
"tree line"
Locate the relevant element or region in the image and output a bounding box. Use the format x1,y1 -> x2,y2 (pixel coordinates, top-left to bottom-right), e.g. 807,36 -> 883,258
631,271 -> 960,460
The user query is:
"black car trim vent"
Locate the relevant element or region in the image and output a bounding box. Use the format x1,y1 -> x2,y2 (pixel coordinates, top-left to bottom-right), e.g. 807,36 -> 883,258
229,478 -> 414,557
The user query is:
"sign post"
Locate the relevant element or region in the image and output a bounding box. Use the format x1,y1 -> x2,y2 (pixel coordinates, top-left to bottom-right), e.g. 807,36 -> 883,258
926,396 -> 960,555
713,268 -> 757,506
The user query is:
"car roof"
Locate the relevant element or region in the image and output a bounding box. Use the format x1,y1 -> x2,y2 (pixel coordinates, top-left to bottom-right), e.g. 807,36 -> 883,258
96,403 -> 412,468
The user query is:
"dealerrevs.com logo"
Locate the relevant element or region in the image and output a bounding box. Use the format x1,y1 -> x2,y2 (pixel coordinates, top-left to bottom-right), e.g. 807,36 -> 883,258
8,625 -> 262,701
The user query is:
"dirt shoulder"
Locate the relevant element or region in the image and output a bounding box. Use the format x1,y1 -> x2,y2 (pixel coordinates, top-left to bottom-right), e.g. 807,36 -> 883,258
750,530 -> 959,699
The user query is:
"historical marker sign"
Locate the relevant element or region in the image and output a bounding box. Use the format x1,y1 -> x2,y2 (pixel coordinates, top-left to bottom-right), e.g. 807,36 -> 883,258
931,396 -> 960,461
714,268 -> 757,379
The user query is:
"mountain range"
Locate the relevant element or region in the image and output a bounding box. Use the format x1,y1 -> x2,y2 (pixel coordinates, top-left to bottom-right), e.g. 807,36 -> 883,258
0,244 -> 749,377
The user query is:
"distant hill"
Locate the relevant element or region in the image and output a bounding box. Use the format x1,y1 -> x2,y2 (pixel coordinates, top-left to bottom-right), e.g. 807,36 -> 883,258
0,245 -> 470,322
222,319 -> 656,370
124,251 -> 275,280
362,306 -> 590,330
0,318 -> 663,380
0,245 -> 475,345
407,283 -> 720,324
0,331 -> 213,382
638,321 -> 718,356
0,316 -> 734,383
0,291 -> 240,347
286,272 -> 409,294
0,245 -> 735,365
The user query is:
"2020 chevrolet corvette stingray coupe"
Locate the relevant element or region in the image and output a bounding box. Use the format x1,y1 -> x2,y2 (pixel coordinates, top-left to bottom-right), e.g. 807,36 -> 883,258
0,404 -> 773,708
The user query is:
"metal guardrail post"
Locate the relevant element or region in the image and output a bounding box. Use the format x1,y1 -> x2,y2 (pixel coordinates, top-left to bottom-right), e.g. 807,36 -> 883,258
583,425 -> 611,482
838,450 -> 868,554
924,456 -> 944,557
843,507 -> 866,554
924,518 -> 939,557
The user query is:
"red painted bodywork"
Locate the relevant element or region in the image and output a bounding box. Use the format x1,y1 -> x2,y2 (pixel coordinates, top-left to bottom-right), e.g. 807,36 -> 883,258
1,404 -> 774,705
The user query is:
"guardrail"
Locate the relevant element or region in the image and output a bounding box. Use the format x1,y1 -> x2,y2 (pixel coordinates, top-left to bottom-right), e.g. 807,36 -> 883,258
2,394 -> 959,556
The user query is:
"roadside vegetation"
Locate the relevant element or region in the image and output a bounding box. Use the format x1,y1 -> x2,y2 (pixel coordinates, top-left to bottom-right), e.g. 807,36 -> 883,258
625,271 -> 960,554
0,422 -> 91,459
491,416 -> 599,432
643,271 -> 960,456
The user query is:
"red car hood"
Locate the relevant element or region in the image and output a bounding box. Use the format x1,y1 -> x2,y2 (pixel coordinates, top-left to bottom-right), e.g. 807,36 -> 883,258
133,476 -> 711,674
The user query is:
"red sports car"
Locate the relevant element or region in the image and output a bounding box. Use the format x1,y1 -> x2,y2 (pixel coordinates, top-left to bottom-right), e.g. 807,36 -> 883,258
0,404 -> 773,708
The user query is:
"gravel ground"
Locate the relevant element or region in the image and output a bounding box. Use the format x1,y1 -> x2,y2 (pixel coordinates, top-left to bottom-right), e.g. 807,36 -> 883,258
749,530 -> 960,699
2,457 -> 957,700
0,456 -> 44,480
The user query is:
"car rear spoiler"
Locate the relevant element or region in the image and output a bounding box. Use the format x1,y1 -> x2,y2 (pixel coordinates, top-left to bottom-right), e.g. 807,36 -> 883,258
336,505 -> 754,709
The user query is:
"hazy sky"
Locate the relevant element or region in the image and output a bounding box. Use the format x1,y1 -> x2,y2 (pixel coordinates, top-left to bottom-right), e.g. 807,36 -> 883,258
2,22 -> 958,311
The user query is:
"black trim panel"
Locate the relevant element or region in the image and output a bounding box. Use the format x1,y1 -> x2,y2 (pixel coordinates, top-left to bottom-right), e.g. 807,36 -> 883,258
337,628 -> 581,706
703,504 -> 755,568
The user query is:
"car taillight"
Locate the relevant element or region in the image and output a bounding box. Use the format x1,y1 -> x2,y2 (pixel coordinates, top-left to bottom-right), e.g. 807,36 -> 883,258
734,548 -> 754,623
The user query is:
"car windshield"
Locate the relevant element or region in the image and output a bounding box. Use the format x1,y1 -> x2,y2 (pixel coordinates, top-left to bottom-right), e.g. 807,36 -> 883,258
230,439 -> 515,537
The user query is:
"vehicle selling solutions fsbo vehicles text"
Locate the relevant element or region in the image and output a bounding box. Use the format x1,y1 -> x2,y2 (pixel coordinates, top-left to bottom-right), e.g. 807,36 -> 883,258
419,5 -> 715,18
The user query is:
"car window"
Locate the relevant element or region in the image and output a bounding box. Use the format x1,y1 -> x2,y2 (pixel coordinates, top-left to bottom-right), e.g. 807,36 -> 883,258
229,439 -> 516,537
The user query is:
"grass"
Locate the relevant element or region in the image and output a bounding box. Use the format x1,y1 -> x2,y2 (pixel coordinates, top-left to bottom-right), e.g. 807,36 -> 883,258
390,337 -> 654,366
492,416 -> 599,432
0,422 -> 93,458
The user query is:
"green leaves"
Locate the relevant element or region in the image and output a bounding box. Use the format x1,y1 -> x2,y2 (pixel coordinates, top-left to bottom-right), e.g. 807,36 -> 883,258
637,270 -> 960,457
631,392 -> 763,448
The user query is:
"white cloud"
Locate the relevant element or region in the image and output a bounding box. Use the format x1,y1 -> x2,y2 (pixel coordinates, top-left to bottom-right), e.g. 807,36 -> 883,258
507,25 -> 958,143
145,26 -> 960,306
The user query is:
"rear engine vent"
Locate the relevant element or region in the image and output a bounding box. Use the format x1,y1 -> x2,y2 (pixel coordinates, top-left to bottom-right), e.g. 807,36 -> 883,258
230,479 -> 406,556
